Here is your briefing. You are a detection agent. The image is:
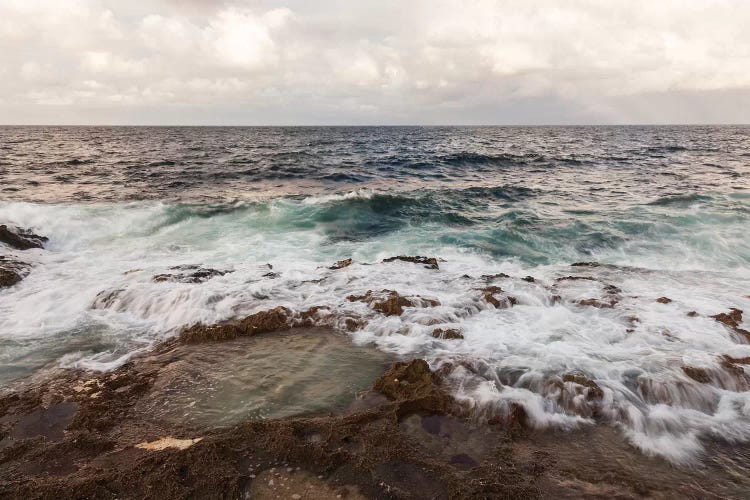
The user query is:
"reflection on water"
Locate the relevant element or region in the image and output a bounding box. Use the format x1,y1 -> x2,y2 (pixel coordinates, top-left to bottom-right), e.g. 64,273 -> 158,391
135,328 -> 393,426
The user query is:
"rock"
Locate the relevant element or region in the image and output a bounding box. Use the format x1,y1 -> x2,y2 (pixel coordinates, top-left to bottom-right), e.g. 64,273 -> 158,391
687,311 -> 699,317
373,359 -> 453,415
522,276 -> 535,283
92,289 -> 125,309
682,366 -> 711,383
571,262 -> 600,267
0,256 -> 30,288
556,275 -> 597,282
562,373 -> 604,401
711,308 -> 750,341
347,289 -> 439,316
180,306 -> 292,343
136,437 -> 202,451
152,265 -> 230,284
476,286 -> 516,309
431,328 -> 464,340
656,297 -> 672,304
577,298 -> 616,309
382,256 -> 439,270
723,355 -> 750,365
481,273 -> 510,280
0,225 -> 48,250
329,258 -> 352,270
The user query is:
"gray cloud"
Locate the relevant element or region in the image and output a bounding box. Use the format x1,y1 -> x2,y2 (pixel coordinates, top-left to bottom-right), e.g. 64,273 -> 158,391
1,0 -> 748,124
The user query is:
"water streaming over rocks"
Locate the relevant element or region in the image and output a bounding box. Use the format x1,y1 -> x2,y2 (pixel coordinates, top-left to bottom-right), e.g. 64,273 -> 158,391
1,125 -> 750,464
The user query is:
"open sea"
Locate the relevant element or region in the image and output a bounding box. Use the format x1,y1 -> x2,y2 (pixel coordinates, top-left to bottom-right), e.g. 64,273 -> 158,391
1,125 -> 749,463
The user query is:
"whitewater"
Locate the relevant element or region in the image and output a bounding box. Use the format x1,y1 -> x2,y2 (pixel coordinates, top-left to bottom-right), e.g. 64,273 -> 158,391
1,125 -> 749,463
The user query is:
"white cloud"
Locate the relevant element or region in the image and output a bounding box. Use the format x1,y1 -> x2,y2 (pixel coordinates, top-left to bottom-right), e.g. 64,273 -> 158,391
0,0 -> 748,124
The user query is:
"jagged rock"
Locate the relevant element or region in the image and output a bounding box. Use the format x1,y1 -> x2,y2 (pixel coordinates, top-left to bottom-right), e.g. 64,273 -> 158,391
347,289 -> 439,316
373,359 -> 453,415
476,286 -> 516,309
682,366 -> 711,383
152,265 -> 230,284
431,328 -> 464,340
0,225 -> 48,250
180,306 -> 292,343
481,273 -> 510,280
561,373 -> 604,401
262,272 -> 280,279
382,256 -> 439,270
656,297 -> 672,304
329,258 -> 352,270
711,308 -> 750,341
687,311 -> 699,317
522,276 -> 535,283
577,298 -> 616,309
0,256 -> 30,288
571,262 -> 600,267
92,289 -> 125,309
556,275 -> 597,282
723,355 -> 750,365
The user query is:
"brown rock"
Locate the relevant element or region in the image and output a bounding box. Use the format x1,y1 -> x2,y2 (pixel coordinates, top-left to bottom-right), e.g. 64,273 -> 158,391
373,359 -> 453,416
577,298 -> 616,309
723,355 -> 750,365
656,297 -> 672,304
153,265 -> 230,284
0,225 -> 47,250
476,286 -> 516,309
0,256 -> 30,288
180,306 -> 291,343
347,289 -> 438,316
686,311 -> 699,317
382,256 -> 439,270
562,373 -> 604,401
329,258 -> 352,270
431,328 -> 464,340
711,308 -> 750,342
682,366 -> 711,383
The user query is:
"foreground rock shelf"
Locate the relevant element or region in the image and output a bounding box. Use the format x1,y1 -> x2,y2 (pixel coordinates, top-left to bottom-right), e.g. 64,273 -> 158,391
2,327 -> 750,499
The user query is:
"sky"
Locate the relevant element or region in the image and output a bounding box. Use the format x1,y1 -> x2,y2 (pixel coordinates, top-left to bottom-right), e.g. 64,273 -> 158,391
1,0 -> 749,125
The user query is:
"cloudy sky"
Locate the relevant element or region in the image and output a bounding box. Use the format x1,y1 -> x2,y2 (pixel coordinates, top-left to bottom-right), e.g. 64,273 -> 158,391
1,0 -> 749,125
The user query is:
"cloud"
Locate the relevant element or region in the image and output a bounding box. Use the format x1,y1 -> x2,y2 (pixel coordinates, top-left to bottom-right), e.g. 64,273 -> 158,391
0,0 -> 748,124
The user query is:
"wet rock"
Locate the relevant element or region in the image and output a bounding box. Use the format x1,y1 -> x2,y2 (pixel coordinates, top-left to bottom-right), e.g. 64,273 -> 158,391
347,289 -> 439,316
711,308 -> 750,342
723,355 -> 750,365
373,359 -> 453,416
656,297 -> 672,304
571,262 -> 600,267
180,306 -> 292,343
577,298 -> 616,309
476,286 -> 517,309
262,272 -> 280,279
522,276 -> 536,283
329,258 -> 352,270
382,255 -> 439,270
687,311 -> 699,317
0,225 -> 47,250
682,366 -> 711,383
152,265 -> 230,284
91,288 -> 125,309
0,256 -> 30,288
481,273 -> 510,280
431,328 -> 464,340
556,275 -> 597,282
561,374 -> 604,401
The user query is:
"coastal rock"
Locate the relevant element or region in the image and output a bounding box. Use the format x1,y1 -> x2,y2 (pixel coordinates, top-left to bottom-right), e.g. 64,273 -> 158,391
577,298 -> 616,309
431,328 -> 464,340
656,297 -> 672,304
329,258 -> 352,270
476,285 -> 516,309
571,262 -> 601,267
180,306 -> 292,343
0,256 -> 30,288
373,359 -> 453,415
682,366 -> 711,383
91,288 -> 125,309
382,255 -> 439,270
347,289 -> 439,316
0,225 -> 48,250
555,275 -> 597,282
723,355 -> 750,365
152,265 -> 230,284
522,276 -> 536,283
711,308 -> 750,342
481,273 -> 510,280
687,311 -> 699,317
561,373 -> 604,401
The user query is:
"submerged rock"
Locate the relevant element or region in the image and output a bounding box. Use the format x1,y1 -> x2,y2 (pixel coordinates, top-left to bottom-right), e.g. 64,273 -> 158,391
382,255 -> 439,270
0,256 -> 30,288
476,285 -> 516,309
152,265 -> 231,284
687,310 -> 699,317
682,366 -> 711,383
577,298 -> 616,309
0,225 -> 48,250
561,373 -> 604,401
180,306 -> 292,343
329,258 -> 352,270
347,289 -> 440,316
711,308 -> 750,342
431,328 -> 464,340
656,297 -> 672,304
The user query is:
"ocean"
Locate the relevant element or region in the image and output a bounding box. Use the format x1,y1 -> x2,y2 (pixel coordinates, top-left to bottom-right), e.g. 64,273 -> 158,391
1,125 -> 749,463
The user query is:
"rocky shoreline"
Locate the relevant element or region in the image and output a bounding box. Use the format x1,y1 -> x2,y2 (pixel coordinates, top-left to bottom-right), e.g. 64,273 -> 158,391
2,324 -> 750,499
